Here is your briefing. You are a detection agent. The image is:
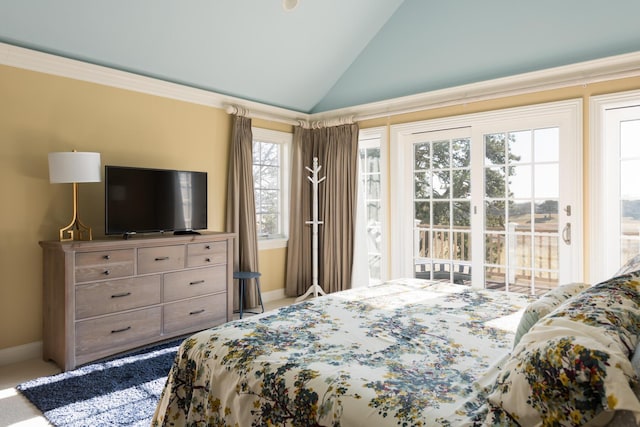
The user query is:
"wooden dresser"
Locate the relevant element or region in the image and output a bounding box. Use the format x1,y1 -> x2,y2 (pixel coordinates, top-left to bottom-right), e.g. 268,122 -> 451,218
40,232 -> 235,371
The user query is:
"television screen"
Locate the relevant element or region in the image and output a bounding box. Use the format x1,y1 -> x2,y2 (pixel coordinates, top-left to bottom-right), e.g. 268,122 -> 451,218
105,166 -> 208,236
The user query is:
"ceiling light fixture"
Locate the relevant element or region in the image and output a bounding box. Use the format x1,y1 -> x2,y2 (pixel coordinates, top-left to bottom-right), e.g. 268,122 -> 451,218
282,0 -> 299,11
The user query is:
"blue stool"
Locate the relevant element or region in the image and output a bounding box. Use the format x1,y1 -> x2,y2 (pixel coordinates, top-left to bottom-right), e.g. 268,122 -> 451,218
233,271 -> 264,319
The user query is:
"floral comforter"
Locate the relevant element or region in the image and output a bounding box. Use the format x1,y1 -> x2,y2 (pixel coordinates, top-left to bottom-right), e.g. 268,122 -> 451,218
152,279 -> 533,427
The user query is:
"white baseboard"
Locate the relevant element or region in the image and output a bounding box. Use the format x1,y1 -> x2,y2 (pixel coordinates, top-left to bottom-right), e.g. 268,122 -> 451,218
261,288 -> 286,303
0,341 -> 42,367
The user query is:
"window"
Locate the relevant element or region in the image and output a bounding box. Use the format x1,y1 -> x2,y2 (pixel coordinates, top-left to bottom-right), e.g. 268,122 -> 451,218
590,91 -> 640,282
356,128 -> 387,285
391,100 -> 583,293
252,128 -> 291,249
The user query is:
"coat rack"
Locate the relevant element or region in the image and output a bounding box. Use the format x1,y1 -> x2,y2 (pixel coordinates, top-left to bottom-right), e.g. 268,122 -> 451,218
296,157 -> 327,302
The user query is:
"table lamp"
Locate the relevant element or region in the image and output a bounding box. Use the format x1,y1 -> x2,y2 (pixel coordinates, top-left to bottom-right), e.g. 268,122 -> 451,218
48,151 -> 102,241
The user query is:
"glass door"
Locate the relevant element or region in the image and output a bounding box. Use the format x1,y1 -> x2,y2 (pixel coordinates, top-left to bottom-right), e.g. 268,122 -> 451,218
391,100 -> 582,293
411,129 -> 472,284
482,128 -> 561,294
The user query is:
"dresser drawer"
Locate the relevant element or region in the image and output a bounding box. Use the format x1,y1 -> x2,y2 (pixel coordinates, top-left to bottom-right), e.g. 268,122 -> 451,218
75,307 -> 162,361
187,241 -> 228,267
164,265 -> 227,302
138,245 -> 184,274
75,249 -> 135,282
163,294 -> 227,335
75,275 -> 161,319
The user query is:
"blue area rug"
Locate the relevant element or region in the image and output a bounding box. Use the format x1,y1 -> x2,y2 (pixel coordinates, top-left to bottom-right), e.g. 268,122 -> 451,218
17,339 -> 183,427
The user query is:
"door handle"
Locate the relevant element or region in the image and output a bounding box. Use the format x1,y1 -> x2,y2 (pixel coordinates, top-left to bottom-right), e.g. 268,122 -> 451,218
562,222 -> 571,245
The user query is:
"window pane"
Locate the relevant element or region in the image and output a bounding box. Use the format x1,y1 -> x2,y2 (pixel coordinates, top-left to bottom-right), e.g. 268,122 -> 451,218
534,128 -> 559,162
534,200 -> 558,232
485,200 -> 506,231
259,214 -> 279,235
367,201 -> 381,223
510,131 -> 532,164
508,165 -> 532,199
534,164 -> 559,198
366,147 -> 381,173
260,190 -> 279,212
534,233 -> 559,270
432,202 -> 450,226
432,171 -> 449,199
414,143 -> 430,170
621,120 -> 640,158
485,167 -> 506,198
432,140 -> 450,169
452,169 -> 470,198
260,165 -> 279,189
452,232 -> 471,261
367,175 -> 380,199
451,138 -> 470,167
414,201 -> 430,224
452,201 -> 471,227
414,172 -> 430,199
431,230 -> 450,259
509,201 -> 531,228
259,142 -> 279,166
485,133 -> 506,165
485,233 -> 506,264
621,159 -> 640,198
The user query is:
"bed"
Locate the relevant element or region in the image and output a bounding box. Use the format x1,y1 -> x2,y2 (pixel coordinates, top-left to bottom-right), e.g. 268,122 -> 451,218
152,274 -> 640,426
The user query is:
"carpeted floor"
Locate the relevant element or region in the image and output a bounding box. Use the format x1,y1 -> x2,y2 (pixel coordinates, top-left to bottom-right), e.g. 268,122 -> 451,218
16,339 -> 183,427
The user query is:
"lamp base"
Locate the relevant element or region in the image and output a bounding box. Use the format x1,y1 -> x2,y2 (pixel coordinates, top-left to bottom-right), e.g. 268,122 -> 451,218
59,221 -> 93,242
59,182 -> 93,242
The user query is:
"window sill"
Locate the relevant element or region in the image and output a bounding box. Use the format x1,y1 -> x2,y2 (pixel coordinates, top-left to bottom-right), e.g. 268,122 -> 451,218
258,238 -> 288,250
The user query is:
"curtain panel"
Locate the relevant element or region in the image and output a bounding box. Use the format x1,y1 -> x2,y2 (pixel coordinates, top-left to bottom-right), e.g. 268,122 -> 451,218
226,115 -> 260,309
285,123 -> 360,297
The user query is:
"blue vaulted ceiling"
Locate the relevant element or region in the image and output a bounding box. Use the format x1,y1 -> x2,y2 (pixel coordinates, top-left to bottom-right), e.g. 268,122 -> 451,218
1,0 -> 640,114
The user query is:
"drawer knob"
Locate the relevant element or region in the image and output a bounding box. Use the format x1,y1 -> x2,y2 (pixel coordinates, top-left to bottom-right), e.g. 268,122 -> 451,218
111,326 -> 131,334
155,256 -> 170,261
189,309 -> 205,315
189,280 -> 205,285
111,292 -> 131,298
103,270 -> 111,275
103,255 -> 111,260
205,258 -> 211,263
205,245 -> 211,249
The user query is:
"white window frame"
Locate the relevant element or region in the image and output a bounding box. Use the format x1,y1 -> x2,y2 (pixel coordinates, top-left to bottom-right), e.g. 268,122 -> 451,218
355,126 -> 389,285
390,99 -> 583,287
252,127 -> 292,250
590,89 -> 640,282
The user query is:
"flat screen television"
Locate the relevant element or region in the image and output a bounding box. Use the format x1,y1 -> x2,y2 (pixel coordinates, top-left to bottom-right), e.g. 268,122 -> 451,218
105,165 -> 208,237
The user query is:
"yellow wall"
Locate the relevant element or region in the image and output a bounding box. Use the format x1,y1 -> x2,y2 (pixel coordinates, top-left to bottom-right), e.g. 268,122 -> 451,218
3,59 -> 640,354
0,64 -> 286,352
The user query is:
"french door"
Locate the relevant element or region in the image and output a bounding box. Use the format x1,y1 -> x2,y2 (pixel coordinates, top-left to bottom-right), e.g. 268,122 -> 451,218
391,100 -> 583,293
591,93 -> 640,282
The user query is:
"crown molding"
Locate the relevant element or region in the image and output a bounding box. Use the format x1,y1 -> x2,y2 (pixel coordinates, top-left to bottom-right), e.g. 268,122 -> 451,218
0,42 -> 309,126
312,51 -> 640,122
2,42 -> 640,125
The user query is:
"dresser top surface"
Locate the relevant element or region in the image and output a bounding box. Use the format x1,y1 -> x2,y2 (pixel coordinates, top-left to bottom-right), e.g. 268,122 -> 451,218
40,231 -> 236,252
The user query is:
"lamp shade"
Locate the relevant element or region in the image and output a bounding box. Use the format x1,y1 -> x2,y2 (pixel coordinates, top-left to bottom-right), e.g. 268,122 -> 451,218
48,152 -> 101,183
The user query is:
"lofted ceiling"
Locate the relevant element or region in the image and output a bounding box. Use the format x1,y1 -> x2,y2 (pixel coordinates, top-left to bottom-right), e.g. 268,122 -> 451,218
1,0 -> 640,114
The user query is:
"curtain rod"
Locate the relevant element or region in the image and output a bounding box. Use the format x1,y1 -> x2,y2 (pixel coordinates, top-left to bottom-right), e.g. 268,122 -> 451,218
225,104 -> 355,129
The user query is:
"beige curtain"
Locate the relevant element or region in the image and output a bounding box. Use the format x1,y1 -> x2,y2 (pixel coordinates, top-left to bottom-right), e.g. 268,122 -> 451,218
226,115 -> 260,309
285,123 -> 360,296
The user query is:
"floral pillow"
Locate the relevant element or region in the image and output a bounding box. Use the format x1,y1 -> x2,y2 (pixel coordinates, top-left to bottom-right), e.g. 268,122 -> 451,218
513,282 -> 589,348
485,272 -> 640,426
